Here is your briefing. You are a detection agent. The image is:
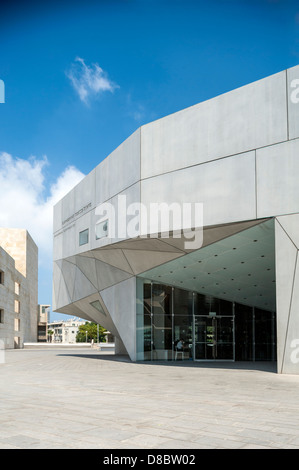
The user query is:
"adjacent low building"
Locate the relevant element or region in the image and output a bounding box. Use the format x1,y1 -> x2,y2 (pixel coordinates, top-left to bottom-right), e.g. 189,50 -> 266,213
53,64 -> 299,374
0,228 -> 38,348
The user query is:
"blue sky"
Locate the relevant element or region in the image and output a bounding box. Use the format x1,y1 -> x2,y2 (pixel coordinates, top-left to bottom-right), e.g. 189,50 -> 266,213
0,0 -> 298,321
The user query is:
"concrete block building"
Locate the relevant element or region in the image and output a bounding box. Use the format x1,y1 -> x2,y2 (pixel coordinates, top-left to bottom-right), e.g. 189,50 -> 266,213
0,228 -> 38,348
53,64 -> 299,374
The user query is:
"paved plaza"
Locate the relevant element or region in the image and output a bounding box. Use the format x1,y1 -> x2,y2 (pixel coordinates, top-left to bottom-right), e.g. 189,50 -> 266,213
0,347 -> 299,449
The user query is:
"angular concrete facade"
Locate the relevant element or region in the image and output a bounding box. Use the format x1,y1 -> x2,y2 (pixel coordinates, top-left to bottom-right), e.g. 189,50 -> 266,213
53,65 -> 299,373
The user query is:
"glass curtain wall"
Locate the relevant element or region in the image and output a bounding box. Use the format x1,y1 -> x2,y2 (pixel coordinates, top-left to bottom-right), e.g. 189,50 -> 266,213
136,278 -> 276,362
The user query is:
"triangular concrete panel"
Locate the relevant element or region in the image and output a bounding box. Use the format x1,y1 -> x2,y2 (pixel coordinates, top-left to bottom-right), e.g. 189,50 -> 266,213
95,259 -> 133,291
72,265 -> 98,303
121,249 -> 184,275
92,248 -> 134,274
75,255 -> 98,290
276,214 -> 299,250
60,260 -> 77,301
275,220 -> 298,372
76,251 -> 95,259
74,294 -> 120,337
56,302 -> 94,322
53,261 -> 62,311
102,237 -> 185,253
57,273 -> 71,309
283,257 -> 299,374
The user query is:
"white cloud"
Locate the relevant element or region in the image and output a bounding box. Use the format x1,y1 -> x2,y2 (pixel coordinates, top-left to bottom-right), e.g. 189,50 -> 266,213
66,57 -> 119,104
0,152 -> 85,265
126,93 -> 146,122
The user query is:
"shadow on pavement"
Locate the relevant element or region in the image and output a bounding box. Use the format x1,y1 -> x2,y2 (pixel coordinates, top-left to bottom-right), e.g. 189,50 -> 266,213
57,352 -> 277,373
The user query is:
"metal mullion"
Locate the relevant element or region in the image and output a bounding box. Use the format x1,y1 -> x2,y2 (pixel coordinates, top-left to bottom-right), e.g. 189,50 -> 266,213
150,282 -> 153,362
253,307 -> 255,362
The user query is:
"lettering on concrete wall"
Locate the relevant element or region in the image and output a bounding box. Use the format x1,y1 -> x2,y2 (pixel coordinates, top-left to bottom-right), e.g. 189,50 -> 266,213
54,223 -> 75,238
290,79 -> 299,104
61,202 -> 92,226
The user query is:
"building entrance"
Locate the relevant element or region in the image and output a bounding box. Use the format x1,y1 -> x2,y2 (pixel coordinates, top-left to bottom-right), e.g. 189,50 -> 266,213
194,315 -> 234,361
136,280 -> 276,363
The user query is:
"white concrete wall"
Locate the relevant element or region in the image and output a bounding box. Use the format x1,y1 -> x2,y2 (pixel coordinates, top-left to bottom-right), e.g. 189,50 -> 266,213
140,150 -> 257,229
140,70 -> 287,179
287,64 -> 299,140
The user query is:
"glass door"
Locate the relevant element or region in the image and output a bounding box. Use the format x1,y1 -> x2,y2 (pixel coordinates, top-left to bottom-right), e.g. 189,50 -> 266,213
194,315 -> 234,361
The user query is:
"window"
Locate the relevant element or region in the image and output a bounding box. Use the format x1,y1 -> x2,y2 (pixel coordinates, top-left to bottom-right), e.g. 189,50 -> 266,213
14,300 -> 20,314
0,309 -> 3,323
0,270 -> 4,285
38,326 -> 46,335
96,219 -> 109,240
15,282 -> 20,295
79,229 -> 89,246
90,300 -> 106,316
14,318 -> 20,331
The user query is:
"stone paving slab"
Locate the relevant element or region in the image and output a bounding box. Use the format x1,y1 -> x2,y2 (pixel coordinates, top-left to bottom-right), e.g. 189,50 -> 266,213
0,348 -> 299,449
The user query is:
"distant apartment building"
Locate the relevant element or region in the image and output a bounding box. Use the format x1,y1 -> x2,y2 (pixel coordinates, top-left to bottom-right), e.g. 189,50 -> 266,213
48,317 -> 86,343
48,317 -> 115,344
0,228 -> 38,348
37,304 -> 50,342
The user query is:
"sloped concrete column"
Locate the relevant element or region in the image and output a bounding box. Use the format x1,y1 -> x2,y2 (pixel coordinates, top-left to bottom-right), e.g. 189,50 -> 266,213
115,336 -> 129,356
275,214 -> 299,374
100,277 -> 136,361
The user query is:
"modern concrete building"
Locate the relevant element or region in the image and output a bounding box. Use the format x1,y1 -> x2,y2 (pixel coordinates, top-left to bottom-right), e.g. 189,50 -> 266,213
53,64 -> 299,374
0,228 -> 38,348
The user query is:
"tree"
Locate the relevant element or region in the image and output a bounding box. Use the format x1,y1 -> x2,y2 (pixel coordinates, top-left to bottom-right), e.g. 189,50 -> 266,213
48,329 -> 54,343
76,322 -> 107,343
